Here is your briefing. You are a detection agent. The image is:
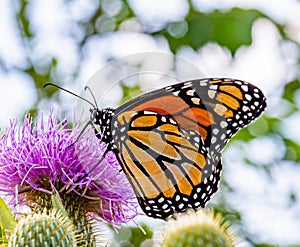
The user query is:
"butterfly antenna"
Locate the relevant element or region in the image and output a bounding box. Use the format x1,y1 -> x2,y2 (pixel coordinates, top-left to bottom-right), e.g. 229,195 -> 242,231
84,86 -> 99,109
43,83 -> 96,109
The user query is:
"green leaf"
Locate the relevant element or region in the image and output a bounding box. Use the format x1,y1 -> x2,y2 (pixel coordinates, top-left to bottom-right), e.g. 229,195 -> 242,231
229,127 -> 253,142
229,115 -> 269,142
0,197 -> 16,232
17,0 -> 32,37
282,79 -> 300,105
25,64 -> 54,91
113,224 -> 153,247
129,224 -> 153,247
283,138 -> 300,162
264,116 -> 281,133
51,194 -> 69,219
120,83 -> 142,105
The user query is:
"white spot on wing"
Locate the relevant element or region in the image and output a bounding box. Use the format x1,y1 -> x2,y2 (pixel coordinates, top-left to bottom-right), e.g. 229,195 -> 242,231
191,97 -> 200,105
211,136 -> 217,144
170,118 -> 177,124
220,121 -> 228,128
245,94 -> 252,101
187,89 -> 195,96
182,82 -> 193,89
242,106 -> 250,112
210,85 -> 218,90
144,111 -> 154,115
208,90 -> 216,99
173,91 -> 179,96
254,93 -> 260,98
241,85 -> 248,92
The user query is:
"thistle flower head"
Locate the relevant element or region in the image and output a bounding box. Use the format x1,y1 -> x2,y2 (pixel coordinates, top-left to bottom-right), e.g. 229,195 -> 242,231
161,210 -> 237,247
0,110 -> 138,226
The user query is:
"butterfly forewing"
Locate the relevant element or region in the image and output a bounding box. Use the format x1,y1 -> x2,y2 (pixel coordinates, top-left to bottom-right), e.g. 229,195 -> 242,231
116,78 -> 266,155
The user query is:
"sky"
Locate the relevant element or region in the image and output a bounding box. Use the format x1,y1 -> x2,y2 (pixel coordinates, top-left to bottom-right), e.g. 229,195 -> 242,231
0,0 -> 300,245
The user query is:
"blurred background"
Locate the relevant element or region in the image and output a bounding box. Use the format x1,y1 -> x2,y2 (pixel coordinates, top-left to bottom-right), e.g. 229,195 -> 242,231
1,0 -> 300,246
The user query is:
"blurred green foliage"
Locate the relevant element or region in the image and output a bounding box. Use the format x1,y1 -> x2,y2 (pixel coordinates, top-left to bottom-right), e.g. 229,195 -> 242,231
2,0 -> 300,246
120,83 -> 142,105
161,8 -> 265,54
112,224 -> 153,247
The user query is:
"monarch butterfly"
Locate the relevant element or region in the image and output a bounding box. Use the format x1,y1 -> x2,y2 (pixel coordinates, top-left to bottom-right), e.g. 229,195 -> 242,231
44,78 -> 266,219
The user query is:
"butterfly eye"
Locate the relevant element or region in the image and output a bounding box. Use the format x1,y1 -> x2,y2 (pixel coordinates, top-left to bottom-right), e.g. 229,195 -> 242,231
89,109 -> 98,123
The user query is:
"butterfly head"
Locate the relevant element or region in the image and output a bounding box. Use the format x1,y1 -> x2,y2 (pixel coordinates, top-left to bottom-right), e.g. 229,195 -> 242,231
90,107 -> 115,143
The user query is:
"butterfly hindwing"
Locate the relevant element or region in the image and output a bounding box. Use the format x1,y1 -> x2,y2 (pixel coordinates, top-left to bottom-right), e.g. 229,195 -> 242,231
111,110 -> 222,219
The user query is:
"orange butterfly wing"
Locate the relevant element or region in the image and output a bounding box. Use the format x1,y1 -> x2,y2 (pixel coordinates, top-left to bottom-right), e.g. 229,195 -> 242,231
111,78 -> 266,219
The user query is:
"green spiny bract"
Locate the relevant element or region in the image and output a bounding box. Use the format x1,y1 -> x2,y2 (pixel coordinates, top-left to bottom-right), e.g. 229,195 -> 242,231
28,191 -> 97,247
8,210 -> 76,247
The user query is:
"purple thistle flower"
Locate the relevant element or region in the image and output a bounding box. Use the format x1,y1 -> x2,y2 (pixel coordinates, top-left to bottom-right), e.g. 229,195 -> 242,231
0,110 -> 139,226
